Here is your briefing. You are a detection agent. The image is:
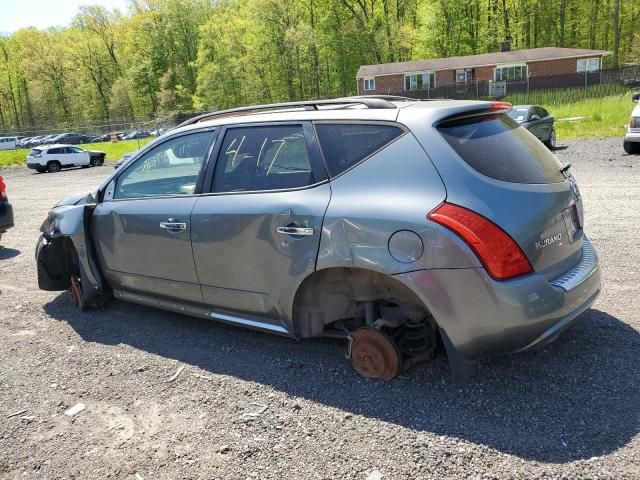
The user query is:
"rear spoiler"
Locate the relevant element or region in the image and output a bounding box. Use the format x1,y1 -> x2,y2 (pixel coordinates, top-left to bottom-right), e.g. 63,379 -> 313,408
436,101 -> 513,126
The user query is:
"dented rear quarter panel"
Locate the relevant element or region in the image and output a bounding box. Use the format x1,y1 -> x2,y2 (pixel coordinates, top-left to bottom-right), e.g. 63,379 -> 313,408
317,131 -> 481,275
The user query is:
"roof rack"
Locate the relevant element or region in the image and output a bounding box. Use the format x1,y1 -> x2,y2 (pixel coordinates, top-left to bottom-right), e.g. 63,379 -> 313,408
176,96 -> 400,129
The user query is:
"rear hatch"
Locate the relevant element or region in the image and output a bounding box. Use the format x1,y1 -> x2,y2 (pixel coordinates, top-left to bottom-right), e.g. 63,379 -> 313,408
433,109 -> 583,281
28,148 -> 43,159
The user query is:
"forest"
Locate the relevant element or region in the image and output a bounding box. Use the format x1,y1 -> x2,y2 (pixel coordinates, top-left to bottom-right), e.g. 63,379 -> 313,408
0,0 -> 638,132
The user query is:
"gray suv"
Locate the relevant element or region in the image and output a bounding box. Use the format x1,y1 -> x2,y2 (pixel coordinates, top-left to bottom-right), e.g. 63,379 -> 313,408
36,97 -> 601,381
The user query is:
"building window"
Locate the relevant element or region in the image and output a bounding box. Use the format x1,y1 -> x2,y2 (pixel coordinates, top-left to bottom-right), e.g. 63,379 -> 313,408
404,72 -> 435,90
456,69 -> 473,83
577,58 -> 600,73
363,77 -> 375,91
494,64 -> 527,82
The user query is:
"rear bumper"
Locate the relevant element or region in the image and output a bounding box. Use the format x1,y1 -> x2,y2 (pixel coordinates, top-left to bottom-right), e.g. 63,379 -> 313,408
394,237 -> 601,361
0,201 -> 14,233
27,162 -> 44,169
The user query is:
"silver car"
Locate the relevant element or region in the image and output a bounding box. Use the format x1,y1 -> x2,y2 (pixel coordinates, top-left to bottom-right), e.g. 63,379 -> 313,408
35,97 -> 601,381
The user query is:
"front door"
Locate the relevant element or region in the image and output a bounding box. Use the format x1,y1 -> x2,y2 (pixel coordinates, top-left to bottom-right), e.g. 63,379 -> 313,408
92,130 -> 217,303
190,123 -> 330,325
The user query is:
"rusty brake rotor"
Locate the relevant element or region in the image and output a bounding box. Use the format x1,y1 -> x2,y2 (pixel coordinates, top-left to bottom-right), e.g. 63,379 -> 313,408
68,275 -> 85,312
349,327 -> 401,381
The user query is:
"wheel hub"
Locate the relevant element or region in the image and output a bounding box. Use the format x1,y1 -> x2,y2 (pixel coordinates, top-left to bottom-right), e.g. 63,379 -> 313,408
349,328 -> 400,380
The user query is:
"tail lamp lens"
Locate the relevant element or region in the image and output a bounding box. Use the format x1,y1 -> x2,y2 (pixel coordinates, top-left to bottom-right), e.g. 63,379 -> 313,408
428,203 -> 532,280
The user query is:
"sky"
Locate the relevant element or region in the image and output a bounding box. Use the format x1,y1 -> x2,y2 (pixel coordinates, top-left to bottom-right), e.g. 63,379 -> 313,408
0,0 -> 128,33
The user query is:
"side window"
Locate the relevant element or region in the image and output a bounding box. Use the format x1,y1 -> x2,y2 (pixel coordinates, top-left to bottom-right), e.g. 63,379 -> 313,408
114,130 -> 215,200
48,148 -> 60,155
213,125 -> 315,193
70,147 -> 83,153
314,123 -> 404,177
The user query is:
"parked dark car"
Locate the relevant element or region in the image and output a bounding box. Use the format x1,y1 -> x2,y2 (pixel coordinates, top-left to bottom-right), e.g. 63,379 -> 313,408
28,135 -> 56,147
95,132 -> 128,143
123,130 -> 151,140
0,176 -> 14,245
508,105 -> 556,148
46,133 -> 93,145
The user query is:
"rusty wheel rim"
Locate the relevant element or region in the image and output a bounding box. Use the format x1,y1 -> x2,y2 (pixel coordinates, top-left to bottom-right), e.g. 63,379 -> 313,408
68,276 -> 85,312
350,328 -> 400,381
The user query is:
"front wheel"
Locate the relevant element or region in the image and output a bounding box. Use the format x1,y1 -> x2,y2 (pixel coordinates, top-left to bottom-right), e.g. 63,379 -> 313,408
624,140 -> 639,155
90,157 -> 104,167
545,129 -> 557,149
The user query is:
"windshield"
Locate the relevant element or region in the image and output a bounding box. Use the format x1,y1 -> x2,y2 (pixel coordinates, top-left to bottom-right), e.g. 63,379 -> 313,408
507,107 -> 529,123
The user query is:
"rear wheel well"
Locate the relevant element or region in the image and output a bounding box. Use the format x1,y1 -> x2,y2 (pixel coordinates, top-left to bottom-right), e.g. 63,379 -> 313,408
293,267 -> 435,338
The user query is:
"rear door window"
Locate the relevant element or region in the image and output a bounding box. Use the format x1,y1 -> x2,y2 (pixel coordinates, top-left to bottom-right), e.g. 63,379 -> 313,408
213,125 -> 317,193
437,114 -> 565,184
314,123 -> 404,177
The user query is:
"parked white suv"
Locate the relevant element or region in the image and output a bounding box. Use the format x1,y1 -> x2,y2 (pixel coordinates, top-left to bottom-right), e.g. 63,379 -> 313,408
26,144 -> 106,173
624,92 -> 640,155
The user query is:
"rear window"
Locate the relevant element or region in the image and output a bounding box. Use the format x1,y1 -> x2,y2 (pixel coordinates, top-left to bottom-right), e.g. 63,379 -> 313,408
29,148 -> 41,156
437,114 -> 565,184
315,123 -> 404,177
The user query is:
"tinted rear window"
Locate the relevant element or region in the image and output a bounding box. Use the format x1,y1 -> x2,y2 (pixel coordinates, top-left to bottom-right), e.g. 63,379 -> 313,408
315,123 -> 404,177
437,115 -> 565,184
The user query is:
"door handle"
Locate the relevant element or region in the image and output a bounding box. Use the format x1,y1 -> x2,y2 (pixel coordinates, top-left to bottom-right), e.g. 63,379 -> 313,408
276,226 -> 314,236
160,220 -> 187,232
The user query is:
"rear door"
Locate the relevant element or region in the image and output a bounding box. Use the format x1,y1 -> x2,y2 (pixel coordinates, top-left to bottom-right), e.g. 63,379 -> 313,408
434,113 -> 583,280
92,130 -> 217,302
190,123 -> 330,323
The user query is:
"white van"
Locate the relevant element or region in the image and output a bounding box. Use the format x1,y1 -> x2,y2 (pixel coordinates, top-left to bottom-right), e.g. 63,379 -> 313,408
624,92 -> 640,154
0,137 -> 17,151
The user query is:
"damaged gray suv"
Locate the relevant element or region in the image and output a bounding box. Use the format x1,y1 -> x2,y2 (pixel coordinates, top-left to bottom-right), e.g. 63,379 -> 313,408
36,97 -> 601,381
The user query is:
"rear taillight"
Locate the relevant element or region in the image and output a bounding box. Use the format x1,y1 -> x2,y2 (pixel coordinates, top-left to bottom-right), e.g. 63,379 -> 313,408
0,176 -> 7,201
427,203 -> 532,280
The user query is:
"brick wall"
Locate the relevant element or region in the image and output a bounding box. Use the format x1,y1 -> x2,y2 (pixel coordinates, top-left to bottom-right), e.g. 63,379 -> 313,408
474,66 -> 495,81
358,74 -> 404,95
435,70 -> 455,86
527,57 -> 600,77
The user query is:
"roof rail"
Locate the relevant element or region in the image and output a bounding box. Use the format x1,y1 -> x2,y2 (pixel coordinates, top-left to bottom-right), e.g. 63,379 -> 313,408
347,94 -> 419,102
176,96 -> 399,128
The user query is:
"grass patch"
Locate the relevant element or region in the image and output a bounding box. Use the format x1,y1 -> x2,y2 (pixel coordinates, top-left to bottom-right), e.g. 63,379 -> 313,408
505,90 -> 636,141
0,138 -> 153,168
550,94 -> 633,140
504,83 -> 630,106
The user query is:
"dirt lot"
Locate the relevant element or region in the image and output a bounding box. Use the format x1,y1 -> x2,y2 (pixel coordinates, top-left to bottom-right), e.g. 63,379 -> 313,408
1,137 -> 639,479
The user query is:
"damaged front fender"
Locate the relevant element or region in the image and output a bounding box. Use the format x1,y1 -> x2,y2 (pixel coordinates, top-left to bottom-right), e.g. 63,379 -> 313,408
36,203 -> 106,305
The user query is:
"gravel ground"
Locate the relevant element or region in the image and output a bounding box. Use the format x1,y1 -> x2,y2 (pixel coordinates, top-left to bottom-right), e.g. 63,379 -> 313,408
0,137 -> 639,479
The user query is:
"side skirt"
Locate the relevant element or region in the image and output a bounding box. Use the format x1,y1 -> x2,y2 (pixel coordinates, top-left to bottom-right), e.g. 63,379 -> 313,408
113,289 -> 294,337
